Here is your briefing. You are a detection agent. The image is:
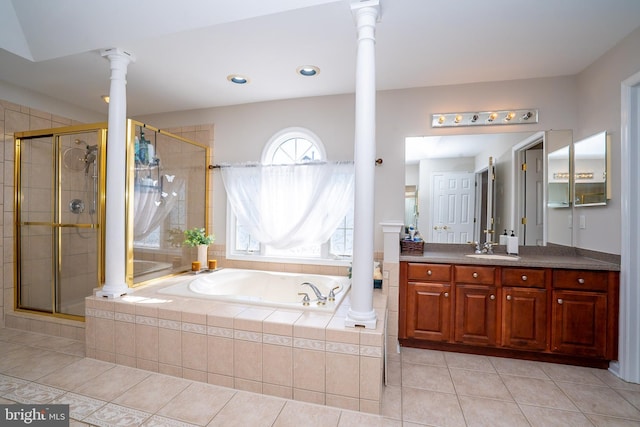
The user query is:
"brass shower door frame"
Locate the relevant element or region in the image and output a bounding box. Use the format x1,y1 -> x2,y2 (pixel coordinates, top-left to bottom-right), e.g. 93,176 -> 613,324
14,123 -> 107,320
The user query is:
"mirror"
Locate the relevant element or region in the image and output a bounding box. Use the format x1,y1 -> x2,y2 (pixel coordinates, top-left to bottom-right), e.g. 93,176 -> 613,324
574,131 -> 608,206
547,146 -> 571,208
405,130 -> 573,247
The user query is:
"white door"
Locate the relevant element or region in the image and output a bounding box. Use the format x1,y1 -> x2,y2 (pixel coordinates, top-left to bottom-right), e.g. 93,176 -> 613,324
430,172 -> 475,243
523,149 -> 544,245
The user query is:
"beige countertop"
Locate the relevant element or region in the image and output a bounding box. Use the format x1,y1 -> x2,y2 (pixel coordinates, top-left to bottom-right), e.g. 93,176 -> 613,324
399,243 -> 620,271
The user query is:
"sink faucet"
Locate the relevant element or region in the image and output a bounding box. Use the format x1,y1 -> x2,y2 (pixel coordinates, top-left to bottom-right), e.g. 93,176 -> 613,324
301,282 -> 327,305
483,241 -> 495,254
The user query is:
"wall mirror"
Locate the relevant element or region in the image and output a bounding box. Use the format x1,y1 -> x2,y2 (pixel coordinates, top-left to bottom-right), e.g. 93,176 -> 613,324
547,146 -> 571,208
405,130 -> 573,247
573,130 -> 608,207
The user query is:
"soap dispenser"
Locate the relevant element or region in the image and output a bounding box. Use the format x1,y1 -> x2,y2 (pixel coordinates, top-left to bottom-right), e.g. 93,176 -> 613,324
506,230 -> 518,255
499,229 -> 508,245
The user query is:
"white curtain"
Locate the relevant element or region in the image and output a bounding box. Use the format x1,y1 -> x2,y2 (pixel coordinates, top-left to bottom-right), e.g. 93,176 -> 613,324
134,177 -> 185,240
220,162 -> 354,249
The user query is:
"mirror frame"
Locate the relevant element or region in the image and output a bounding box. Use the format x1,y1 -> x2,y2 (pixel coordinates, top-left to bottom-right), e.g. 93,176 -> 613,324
573,130 -> 608,207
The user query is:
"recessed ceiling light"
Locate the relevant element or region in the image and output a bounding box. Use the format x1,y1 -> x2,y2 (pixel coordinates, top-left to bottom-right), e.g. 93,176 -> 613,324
227,74 -> 249,84
297,65 -> 320,77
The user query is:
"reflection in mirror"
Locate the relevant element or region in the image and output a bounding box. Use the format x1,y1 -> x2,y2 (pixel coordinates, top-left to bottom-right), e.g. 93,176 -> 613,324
404,185 -> 418,231
547,146 -> 571,208
405,131 -> 573,247
129,123 -> 209,285
574,131 -> 607,206
406,133 -> 535,245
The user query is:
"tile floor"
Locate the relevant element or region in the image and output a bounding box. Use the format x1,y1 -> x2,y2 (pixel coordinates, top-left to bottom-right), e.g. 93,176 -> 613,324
2,327 -> 640,426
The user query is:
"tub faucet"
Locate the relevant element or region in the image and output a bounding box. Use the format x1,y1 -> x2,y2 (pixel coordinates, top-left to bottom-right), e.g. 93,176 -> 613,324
301,282 -> 327,305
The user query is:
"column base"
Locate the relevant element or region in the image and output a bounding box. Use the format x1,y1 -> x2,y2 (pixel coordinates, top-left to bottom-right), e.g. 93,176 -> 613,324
96,284 -> 130,299
345,309 -> 377,329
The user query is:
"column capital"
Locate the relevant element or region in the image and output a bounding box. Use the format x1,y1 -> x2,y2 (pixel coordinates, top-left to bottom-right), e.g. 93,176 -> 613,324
100,47 -> 136,64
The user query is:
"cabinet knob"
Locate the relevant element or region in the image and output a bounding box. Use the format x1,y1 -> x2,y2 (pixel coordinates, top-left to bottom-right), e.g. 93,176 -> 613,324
443,292 -> 449,298
506,295 -> 512,301
490,294 -> 496,300
521,275 -> 528,281
577,278 -> 585,284
427,270 -> 432,276
472,272 -> 479,278
557,298 -> 564,304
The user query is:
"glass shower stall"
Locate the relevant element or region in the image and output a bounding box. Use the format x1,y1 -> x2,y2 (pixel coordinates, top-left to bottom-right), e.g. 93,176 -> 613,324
14,124 -> 106,319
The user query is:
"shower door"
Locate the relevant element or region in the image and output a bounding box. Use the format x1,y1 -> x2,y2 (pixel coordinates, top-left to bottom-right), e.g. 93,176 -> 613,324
15,125 -> 106,319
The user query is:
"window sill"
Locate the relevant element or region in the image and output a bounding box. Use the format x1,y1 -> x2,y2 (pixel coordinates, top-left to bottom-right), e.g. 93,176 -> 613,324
226,252 -> 352,268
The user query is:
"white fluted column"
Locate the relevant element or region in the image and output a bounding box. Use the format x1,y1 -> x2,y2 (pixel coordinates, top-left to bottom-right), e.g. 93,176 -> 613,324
345,1 -> 380,329
97,48 -> 135,298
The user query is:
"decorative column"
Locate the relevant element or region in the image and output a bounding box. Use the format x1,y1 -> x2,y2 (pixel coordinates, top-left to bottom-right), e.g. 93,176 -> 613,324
97,48 -> 135,298
345,0 -> 380,329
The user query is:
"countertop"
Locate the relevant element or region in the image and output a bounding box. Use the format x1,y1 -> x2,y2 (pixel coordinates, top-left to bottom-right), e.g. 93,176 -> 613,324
399,243 -> 621,271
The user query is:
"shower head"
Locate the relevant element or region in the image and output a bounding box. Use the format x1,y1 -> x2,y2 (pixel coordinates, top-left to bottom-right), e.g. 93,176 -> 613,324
86,144 -> 98,152
84,152 -> 96,174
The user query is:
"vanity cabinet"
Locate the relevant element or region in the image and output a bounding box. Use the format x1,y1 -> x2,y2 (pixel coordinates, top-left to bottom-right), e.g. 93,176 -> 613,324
551,269 -> 611,358
501,268 -> 548,351
399,261 -> 619,367
453,266 -> 498,346
402,263 -> 452,341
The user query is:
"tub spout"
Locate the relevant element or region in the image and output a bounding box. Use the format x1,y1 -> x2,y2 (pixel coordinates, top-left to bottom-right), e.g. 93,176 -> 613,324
301,282 -> 327,305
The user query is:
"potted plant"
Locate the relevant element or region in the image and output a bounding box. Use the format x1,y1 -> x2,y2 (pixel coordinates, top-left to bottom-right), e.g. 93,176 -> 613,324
183,227 -> 215,268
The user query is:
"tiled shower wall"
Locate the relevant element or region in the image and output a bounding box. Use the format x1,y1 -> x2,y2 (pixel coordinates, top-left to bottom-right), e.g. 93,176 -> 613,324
1,99 -> 85,338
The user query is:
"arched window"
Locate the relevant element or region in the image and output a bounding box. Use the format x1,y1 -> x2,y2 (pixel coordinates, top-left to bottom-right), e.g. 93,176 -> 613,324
228,127 -> 353,264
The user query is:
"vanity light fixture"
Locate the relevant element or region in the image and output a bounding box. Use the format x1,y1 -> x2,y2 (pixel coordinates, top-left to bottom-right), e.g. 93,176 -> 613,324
296,65 -> 320,77
431,109 -> 539,128
227,74 -> 249,84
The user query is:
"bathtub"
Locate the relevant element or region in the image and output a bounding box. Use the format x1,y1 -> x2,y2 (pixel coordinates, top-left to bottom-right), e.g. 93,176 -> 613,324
158,268 -> 351,312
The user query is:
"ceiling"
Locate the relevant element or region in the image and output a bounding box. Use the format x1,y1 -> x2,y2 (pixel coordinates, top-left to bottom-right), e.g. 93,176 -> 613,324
1,0 -> 640,117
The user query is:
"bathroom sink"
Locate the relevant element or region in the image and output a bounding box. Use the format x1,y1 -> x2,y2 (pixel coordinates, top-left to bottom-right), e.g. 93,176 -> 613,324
465,254 -> 520,261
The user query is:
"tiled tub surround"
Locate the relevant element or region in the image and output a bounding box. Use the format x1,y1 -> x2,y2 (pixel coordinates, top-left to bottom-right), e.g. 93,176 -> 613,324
84,274 -> 387,414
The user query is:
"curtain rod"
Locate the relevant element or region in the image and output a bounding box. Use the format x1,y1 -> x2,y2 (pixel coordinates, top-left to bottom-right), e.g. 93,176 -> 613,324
208,159 -> 381,169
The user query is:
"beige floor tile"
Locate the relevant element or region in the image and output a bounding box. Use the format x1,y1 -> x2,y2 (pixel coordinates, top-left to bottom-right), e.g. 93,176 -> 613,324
38,357 -> 114,390
445,352 -> 496,372
337,410 -> 386,426
380,384 -> 401,420
385,359 -> 401,386
402,387 -> 466,426
520,405 -> 593,427
540,362 -> 608,386
592,370 -> 640,392
112,374 -> 191,413
0,373 -> 30,394
402,362 -> 456,393
587,413 -> 640,426
207,391 -> 286,427
156,382 -> 235,425
616,389 -> 640,410
3,350 -> 81,381
142,415 -> 199,426
502,374 -> 578,410
459,395 -> 529,427
272,400 -> 341,427
558,382 -> 640,420
400,347 -> 446,366
449,368 -> 513,400
490,356 -> 550,379
74,365 -> 151,401
3,382 -> 66,404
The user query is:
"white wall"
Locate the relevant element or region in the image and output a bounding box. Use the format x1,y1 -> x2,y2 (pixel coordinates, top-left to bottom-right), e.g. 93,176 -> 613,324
573,26 -> 640,253
139,75 -> 581,252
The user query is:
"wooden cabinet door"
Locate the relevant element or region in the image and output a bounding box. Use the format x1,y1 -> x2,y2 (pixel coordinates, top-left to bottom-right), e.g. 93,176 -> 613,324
454,284 -> 498,346
406,282 -> 452,341
502,287 -> 547,350
551,290 -> 607,357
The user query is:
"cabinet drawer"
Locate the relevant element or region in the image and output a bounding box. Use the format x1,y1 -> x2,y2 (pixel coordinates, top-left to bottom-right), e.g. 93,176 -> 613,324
407,263 -> 451,282
454,265 -> 496,285
553,269 -> 608,292
502,268 -> 546,288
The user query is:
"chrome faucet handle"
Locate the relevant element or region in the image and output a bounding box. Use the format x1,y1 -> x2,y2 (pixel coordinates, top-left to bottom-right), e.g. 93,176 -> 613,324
328,286 -> 340,301
468,241 -> 483,254
483,241 -> 496,254
298,292 -> 310,306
